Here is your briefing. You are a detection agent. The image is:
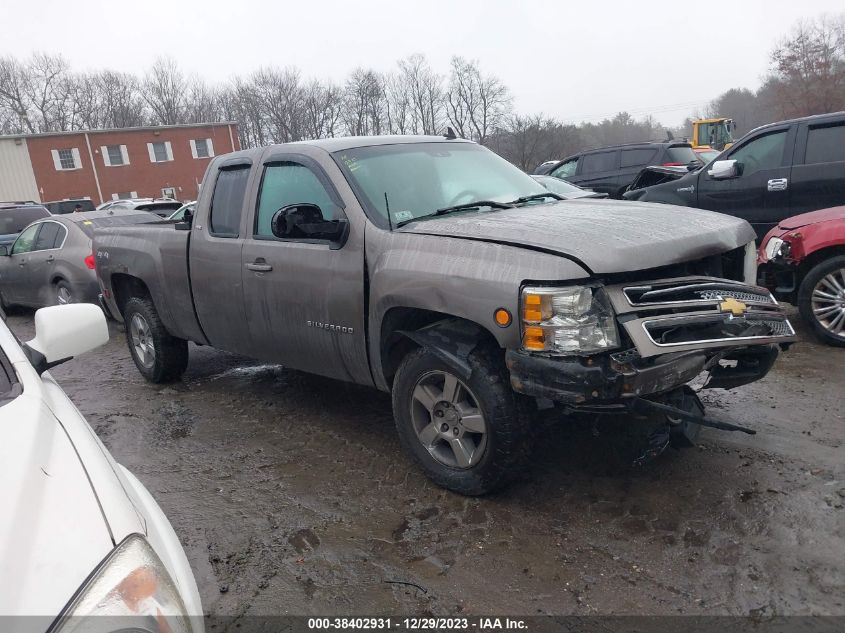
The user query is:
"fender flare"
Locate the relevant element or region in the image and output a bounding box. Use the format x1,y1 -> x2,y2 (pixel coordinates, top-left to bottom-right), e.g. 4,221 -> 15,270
397,318 -> 492,380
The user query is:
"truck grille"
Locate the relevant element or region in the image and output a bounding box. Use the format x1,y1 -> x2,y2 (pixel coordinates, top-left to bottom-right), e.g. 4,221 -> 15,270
605,276 -> 797,357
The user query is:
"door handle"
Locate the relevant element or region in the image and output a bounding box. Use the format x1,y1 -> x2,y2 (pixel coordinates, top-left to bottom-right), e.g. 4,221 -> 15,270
245,261 -> 273,272
767,178 -> 788,192
45,255 -> 54,263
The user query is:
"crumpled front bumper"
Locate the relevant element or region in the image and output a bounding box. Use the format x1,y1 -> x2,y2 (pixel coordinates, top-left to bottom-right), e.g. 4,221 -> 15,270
507,276 -> 795,405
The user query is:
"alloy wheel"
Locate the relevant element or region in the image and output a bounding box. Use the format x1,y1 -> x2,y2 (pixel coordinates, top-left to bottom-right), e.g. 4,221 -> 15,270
409,370 -> 488,469
811,268 -> 845,339
129,313 -> 156,368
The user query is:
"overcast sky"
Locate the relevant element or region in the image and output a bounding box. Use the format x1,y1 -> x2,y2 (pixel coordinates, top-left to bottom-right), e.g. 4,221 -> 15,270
4,0 -> 842,126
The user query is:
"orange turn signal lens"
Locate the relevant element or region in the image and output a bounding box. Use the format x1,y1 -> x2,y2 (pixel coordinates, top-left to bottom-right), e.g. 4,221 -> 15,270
494,308 -> 512,327
522,326 -> 546,350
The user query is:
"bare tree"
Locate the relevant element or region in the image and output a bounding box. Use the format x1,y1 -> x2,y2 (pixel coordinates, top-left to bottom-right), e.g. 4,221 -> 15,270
768,14 -> 845,117
302,79 -> 342,139
397,54 -> 444,134
143,57 -> 187,125
251,66 -> 305,143
0,55 -> 36,132
446,57 -> 511,144
342,68 -> 387,136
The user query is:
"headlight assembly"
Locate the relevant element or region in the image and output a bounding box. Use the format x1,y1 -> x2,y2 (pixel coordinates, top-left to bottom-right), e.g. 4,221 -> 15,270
53,534 -> 195,633
764,237 -> 790,260
521,285 -> 619,354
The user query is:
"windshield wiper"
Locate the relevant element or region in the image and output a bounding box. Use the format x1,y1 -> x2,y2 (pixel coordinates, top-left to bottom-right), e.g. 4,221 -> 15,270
395,200 -> 514,228
507,192 -> 563,205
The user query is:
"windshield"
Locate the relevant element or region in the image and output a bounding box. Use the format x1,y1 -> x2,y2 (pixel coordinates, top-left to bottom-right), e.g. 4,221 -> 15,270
0,207 -> 49,235
334,142 -> 547,228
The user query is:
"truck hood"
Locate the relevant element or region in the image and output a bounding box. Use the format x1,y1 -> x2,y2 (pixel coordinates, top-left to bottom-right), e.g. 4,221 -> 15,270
778,205 -> 845,230
397,199 -> 755,274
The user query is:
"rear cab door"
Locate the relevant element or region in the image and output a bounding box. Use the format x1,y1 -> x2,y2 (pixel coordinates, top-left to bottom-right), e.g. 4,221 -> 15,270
695,122 -> 796,240
188,155 -> 255,354
790,115 -> 845,214
239,145 -> 372,385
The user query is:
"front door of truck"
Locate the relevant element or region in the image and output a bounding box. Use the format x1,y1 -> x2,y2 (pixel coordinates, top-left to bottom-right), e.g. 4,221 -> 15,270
188,159 -> 253,354
240,152 -> 371,385
696,125 -> 794,240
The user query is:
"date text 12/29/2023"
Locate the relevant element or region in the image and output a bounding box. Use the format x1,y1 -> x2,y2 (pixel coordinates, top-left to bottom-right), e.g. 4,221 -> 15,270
307,618 -> 528,630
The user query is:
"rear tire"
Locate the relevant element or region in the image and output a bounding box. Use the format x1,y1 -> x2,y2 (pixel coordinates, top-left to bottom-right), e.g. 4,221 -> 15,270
123,296 -> 189,382
55,280 -> 74,305
392,344 -> 533,496
798,255 -> 845,347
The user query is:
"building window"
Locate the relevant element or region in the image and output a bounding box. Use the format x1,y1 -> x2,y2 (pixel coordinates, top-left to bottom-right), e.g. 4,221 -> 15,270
102,144 -> 129,167
112,191 -> 138,200
147,141 -> 173,163
161,187 -> 176,199
51,148 -> 81,170
190,138 -> 214,159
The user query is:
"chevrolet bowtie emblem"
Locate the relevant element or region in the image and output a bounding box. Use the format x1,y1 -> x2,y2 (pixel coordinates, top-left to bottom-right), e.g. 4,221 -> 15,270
719,297 -> 747,316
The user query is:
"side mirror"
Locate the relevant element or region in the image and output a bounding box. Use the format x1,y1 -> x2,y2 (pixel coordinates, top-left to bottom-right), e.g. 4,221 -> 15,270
0,245 -> 8,256
707,159 -> 739,180
23,304 -> 109,373
271,203 -> 347,244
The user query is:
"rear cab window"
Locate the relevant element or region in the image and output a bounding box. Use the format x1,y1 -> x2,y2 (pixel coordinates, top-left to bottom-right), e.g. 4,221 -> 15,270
804,121 -> 845,164
209,167 -> 251,237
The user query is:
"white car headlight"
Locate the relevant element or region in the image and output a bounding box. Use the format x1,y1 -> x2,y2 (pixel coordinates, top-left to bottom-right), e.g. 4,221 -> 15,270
764,237 -> 786,260
521,285 -> 619,353
54,534 -> 194,633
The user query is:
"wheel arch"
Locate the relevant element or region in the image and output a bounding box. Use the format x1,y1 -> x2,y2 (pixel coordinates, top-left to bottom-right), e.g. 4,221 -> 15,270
110,273 -> 153,317
378,307 -> 501,390
797,245 -> 845,286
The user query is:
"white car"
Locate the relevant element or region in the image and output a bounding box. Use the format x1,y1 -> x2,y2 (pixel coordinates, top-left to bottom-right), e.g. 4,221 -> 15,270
0,304 -> 202,632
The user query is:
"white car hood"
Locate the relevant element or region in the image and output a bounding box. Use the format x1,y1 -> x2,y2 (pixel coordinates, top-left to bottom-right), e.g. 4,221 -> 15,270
0,389 -> 114,618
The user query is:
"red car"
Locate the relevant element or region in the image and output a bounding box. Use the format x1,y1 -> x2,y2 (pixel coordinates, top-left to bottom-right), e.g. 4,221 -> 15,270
758,206 -> 845,346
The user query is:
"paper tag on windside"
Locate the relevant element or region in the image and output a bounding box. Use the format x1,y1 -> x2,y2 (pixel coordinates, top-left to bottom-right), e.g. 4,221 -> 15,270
393,210 -> 414,223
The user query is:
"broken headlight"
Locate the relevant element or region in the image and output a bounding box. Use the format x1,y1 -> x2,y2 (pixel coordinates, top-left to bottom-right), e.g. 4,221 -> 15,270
53,534 -> 196,633
764,236 -> 791,261
521,285 -> 620,354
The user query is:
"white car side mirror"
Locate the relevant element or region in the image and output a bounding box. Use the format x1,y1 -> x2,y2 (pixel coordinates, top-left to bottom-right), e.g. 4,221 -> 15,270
24,304 -> 109,373
707,159 -> 739,180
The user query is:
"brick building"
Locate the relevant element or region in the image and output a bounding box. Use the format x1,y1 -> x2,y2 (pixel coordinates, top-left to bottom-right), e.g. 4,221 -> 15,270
0,122 -> 240,205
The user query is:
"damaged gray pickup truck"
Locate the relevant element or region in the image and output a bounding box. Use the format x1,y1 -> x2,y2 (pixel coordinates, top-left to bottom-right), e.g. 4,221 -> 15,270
94,135 -> 796,495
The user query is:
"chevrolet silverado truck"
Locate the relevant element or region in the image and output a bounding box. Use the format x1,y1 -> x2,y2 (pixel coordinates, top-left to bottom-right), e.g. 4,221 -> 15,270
94,135 -> 796,495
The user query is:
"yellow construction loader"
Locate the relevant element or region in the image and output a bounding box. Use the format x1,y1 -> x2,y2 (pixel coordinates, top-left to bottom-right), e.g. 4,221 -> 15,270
691,118 -> 735,151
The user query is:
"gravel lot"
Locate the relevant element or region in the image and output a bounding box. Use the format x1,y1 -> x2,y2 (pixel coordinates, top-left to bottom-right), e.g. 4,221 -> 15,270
6,307 -> 844,617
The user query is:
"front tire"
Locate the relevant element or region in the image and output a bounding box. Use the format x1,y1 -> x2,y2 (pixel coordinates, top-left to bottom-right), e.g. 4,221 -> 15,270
392,345 -> 533,495
798,255 -> 845,347
123,296 -> 189,382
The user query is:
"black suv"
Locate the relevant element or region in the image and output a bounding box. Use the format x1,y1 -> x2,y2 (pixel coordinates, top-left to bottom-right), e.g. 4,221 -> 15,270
624,111 -> 845,239
533,141 -> 701,198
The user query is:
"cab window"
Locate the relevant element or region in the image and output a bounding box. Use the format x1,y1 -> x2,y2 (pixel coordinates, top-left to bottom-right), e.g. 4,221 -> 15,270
729,130 -> 787,176
255,162 -> 342,238
11,224 -> 40,255
550,158 -> 578,179
209,166 -> 250,237
805,122 -> 845,165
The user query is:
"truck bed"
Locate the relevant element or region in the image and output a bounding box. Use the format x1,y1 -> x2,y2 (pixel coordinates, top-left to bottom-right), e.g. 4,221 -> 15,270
93,221 -> 207,344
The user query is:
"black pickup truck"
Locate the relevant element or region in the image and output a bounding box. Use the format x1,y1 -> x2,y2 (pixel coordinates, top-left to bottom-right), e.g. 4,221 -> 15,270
624,111 -> 845,240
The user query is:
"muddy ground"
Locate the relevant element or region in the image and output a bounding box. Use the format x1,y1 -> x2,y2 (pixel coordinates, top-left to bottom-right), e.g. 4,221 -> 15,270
6,308 -> 844,618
